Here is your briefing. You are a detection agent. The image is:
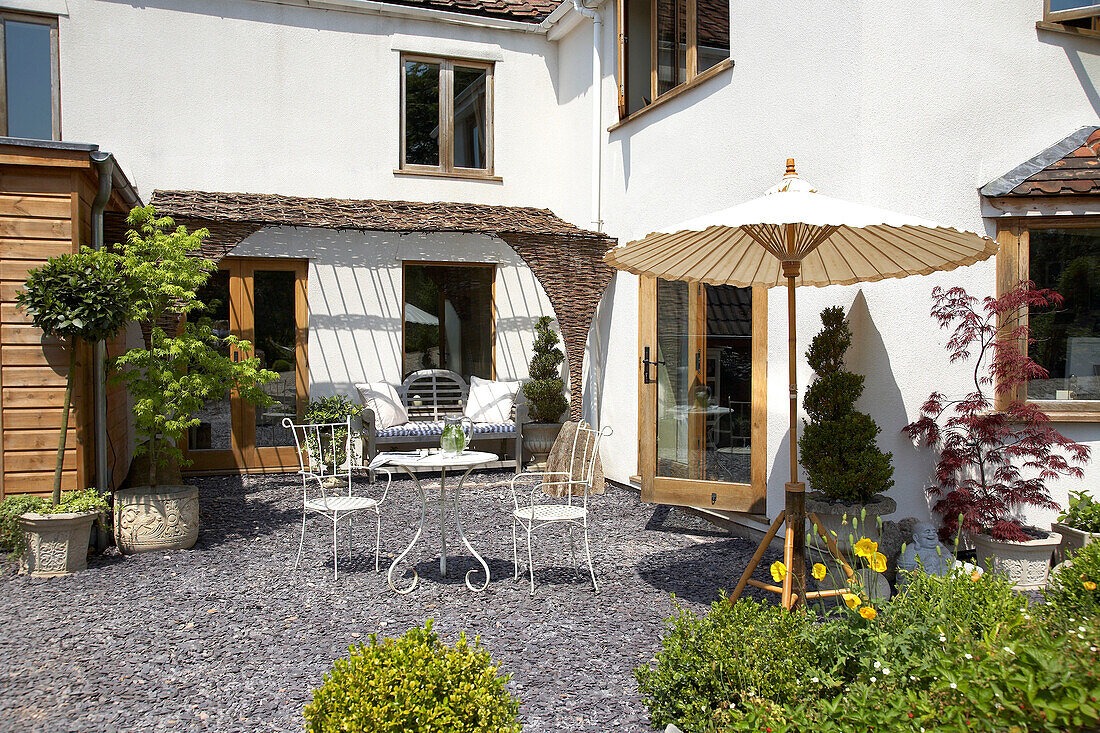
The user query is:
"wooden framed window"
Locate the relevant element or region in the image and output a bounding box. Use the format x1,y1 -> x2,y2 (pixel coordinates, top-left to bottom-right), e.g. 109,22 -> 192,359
615,0 -> 730,119
997,217 -> 1100,421
398,55 -> 496,180
0,11 -> 59,140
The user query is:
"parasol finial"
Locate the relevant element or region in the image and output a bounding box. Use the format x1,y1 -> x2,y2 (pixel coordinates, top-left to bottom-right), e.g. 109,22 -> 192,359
785,158 -> 797,176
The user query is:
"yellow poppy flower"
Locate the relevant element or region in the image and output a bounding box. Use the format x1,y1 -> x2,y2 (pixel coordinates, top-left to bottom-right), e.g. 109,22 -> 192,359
853,538 -> 878,559
859,606 -> 877,620
812,563 -> 827,581
770,561 -> 787,583
842,592 -> 861,609
869,552 -> 888,574
1085,580 -> 1098,591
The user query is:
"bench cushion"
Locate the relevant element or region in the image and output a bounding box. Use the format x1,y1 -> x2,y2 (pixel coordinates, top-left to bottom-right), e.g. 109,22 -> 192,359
376,420 -> 517,438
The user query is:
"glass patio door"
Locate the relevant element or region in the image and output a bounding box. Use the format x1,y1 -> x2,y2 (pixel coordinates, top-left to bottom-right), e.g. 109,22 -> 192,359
638,277 -> 766,513
184,258 -> 308,473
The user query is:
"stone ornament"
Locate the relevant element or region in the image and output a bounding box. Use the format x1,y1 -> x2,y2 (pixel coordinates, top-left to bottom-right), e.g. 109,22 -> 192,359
18,511 -> 98,577
115,485 -> 200,554
898,521 -> 954,578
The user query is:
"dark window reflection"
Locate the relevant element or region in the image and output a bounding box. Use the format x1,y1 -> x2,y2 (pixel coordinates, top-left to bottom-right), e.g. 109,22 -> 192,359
696,0 -> 730,73
5,20 -> 53,139
403,264 -> 493,381
453,66 -> 488,169
404,60 -> 440,166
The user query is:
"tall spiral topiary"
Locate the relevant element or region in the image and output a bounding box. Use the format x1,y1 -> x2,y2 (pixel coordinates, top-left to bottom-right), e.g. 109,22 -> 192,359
521,316 -> 568,423
799,306 -> 894,504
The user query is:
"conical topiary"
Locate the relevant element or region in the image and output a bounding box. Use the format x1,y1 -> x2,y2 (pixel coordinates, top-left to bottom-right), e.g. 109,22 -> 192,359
798,306 -> 894,504
521,316 -> 568,423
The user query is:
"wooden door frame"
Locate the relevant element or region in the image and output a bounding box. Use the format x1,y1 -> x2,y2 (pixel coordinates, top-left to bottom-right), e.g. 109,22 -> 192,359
637,276 -> 767,513
183,257 -> 309,474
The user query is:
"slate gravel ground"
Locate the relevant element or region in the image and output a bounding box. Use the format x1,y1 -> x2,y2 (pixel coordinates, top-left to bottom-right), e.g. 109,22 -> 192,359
0,472 -> 782,733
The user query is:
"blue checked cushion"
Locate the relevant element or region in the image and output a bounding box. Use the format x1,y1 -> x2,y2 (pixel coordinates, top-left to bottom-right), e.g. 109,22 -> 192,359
375,420 -> 517,438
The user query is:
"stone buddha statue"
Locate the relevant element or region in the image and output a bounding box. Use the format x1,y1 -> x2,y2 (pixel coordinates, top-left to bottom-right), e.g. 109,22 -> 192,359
898,521 -> 954,581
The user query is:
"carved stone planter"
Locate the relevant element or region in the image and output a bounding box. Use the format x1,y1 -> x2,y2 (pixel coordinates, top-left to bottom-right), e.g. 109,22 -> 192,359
804,492 -> 896,553
115,485 -> 199,554
971,528 -> 1061,590
523,422 -> 562,470
18,511 -> 98,577
1052,522 -> 1099,564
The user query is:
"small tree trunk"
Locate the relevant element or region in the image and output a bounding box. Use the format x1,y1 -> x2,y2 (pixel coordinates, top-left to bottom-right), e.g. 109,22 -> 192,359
146,327 -> 159,489
53,345 -> 77,506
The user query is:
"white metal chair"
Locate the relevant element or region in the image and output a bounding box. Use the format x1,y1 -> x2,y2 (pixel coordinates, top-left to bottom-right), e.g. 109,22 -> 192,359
284,416 -> 392,580
509,423 -> 612,595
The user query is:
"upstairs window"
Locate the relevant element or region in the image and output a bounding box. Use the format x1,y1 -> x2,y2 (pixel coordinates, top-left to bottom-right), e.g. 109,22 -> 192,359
1044,0 -> 1100,31
617,0 -> 730,118
0,12 -> 59,140
400,55 -> 494,179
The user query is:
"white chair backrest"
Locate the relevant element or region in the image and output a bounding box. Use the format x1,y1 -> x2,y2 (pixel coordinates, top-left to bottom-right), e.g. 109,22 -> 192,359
399,369 -> 469,421
283,416 -> 353,494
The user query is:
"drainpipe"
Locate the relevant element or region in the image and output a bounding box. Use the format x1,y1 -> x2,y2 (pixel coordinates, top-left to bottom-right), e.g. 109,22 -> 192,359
573,0 -> 603,232
89,152 -> 114,495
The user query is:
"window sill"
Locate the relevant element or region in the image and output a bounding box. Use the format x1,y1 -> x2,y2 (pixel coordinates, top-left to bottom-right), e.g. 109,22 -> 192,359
1036,20 -> 1100,39
608,58 -> 734,133
393,168 -> 502,182
1028,399 -> 1100,422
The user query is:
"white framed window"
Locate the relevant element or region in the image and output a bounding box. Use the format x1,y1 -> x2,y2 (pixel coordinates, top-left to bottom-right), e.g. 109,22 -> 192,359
0,11 -> 59,140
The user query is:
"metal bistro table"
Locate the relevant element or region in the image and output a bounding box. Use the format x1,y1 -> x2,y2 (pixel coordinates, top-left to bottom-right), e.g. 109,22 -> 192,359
384,450 -> 498,594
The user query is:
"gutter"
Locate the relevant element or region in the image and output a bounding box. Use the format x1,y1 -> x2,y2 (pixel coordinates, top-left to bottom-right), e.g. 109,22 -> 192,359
571,0 -> 603,231
249,0 -> 576,33
89,151 -> 141,494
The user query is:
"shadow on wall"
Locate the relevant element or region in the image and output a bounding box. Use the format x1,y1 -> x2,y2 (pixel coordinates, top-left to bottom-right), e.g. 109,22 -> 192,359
1038,26 -> 1100,118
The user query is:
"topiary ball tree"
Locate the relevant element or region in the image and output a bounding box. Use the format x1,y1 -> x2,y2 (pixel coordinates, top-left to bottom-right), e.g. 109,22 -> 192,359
16,247 -> 133,505
521,316 -> 568,423
799,306 -> 894,504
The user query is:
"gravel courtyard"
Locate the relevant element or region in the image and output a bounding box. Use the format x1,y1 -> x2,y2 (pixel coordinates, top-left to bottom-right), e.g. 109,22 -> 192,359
0,471 -> 781,733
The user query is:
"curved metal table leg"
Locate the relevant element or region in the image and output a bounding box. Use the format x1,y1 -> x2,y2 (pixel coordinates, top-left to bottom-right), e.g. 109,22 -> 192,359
453,466 -> 491,592
387,468 -> 426,594
439,467 -> 448,578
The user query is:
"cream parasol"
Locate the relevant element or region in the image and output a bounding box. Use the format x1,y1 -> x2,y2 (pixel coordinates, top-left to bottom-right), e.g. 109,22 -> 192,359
606,160 -> 999,608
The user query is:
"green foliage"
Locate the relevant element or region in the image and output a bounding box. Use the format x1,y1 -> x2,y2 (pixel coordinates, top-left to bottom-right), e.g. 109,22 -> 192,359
1059,490 -> 1100,534
799,306 -> 894,504
521,316 -> 568,423
304,395 -> 361,469
303,621 -> 521,733
270,358 -> 294,373
0,488 -> 108,558
1045,540 -> 1100,618
112,206 -> 277,486
634,597 -> 819,732
16,247 -> 133,504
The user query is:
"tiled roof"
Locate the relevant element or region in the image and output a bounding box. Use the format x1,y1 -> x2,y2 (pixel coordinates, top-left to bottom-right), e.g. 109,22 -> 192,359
150,189 -> 604,238
981,126 -> 1100,197
381,0 -> 562,22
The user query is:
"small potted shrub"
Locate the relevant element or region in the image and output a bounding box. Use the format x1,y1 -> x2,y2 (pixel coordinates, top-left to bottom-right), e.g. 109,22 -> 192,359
1053,490 -> 1100,563
112,207 -> 276,554
904,283 -> 1090,589
520,316 -> 569,468
303,395 -> 361,473
799,307 -> 895,551
10,247 -> 131,575
304,620 -> 521,733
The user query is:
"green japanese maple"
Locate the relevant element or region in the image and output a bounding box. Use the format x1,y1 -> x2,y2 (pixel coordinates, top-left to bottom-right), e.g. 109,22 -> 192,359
16,247 -> 132,504
112,206 -> 277,487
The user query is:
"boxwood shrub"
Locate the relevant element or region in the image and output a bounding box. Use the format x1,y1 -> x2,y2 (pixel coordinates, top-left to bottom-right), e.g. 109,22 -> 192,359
1045,540 -> 1100,619
304,621 -> 520,733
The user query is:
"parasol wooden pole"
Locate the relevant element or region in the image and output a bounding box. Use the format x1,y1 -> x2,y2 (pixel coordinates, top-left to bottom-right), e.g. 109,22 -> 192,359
782,255 -> 806,610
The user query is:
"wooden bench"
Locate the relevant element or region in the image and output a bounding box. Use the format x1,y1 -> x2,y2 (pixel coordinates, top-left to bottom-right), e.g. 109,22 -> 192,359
362,369 -> 526,473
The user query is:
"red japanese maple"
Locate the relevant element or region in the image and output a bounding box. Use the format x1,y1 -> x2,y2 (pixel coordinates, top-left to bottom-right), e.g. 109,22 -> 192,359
903,282 -> 1090,543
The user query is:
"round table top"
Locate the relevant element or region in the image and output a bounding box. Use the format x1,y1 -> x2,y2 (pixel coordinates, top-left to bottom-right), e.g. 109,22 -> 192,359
385,450 -> 498,470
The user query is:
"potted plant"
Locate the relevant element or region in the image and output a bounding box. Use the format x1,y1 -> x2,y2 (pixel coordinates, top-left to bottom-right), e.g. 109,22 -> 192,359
799,307 -> 895,552
1053,490 -> 1100,563
904,283 -> 1090,589
9,247 -> 132,575
520,316 -> 569,468
111,207 -> 277,554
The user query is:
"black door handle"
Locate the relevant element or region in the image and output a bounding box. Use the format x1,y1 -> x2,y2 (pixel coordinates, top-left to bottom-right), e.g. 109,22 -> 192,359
642,346 -> 665,385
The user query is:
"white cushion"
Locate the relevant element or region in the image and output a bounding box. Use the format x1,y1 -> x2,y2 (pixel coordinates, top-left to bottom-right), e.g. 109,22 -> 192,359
464,376 -> 521,424
355,382 -> 409,430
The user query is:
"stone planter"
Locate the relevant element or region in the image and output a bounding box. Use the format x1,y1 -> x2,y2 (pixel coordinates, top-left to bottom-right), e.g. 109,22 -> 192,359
523,422 -> 562,470
18,510 -> 98,577
971,528 -> 1061,590
115,485 -> 199,554
1052,522 -> 1099,564
804,492 -> 896,553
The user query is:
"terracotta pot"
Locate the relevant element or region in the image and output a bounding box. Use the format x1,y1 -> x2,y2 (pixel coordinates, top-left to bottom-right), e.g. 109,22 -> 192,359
804,492 -> 896,553
115,485 -> 199,554
18,511 -> 98,577
523,422 -> 562,470
971,528 -> 1061,590
1051,522 -> 1099,564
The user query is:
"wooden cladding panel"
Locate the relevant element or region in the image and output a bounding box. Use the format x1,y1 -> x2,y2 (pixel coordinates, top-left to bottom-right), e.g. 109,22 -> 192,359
0,194 -> 70,219
4,449 -> 77,472
3,471 -> 78,493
